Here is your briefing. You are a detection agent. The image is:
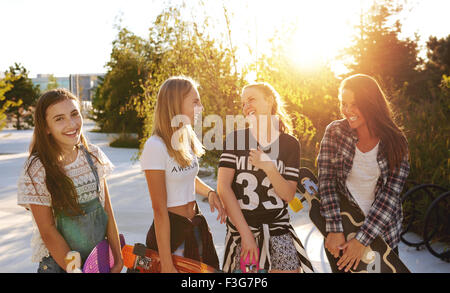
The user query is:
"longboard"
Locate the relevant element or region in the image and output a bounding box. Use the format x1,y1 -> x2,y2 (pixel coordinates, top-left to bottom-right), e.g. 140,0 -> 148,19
82,234 -> 126,273
122,243 -> 220,273
296,167 -> 410,273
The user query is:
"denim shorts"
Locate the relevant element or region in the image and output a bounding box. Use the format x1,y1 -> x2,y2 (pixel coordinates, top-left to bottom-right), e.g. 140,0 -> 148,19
37,256 -> 65,273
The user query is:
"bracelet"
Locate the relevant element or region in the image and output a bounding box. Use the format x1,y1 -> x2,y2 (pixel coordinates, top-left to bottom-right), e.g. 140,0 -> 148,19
207,190 -> 216,198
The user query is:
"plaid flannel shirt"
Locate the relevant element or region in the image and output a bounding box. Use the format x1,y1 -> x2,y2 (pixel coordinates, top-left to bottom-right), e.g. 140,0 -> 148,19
317,119 -> 410,248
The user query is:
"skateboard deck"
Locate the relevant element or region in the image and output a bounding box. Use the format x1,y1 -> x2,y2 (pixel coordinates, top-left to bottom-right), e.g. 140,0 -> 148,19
82,234 -> 126,273
296,167 -> 410,273
122,243 -> 220,273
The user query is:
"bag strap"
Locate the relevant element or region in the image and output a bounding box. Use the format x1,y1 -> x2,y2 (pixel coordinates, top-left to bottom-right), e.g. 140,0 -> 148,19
79,145 -> 101,193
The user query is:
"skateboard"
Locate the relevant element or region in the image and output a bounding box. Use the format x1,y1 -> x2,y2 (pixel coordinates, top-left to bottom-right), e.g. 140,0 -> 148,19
122,243 -> 221,273
82,234 -> 126,273
296,167 -> 410,273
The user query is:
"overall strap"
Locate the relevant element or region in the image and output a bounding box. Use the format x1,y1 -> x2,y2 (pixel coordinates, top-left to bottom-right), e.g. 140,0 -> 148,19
79,145 -> 101,193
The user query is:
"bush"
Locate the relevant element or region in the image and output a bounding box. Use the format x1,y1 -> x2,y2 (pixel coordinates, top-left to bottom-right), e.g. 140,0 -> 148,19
109,134 -> 140,149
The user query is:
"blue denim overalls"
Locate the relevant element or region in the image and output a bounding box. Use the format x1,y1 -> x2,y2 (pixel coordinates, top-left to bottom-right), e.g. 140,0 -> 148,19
38,146 -> 108,273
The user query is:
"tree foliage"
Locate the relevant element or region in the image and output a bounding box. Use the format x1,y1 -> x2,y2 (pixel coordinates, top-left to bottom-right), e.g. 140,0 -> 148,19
131,7 -> 246,167
46,74 -> 59,91
0,72 -> 21,130
342,1 -> 422,95
92,28 -> 150,137
0,63 -> 40,130
253,34 -> 340,169
92,1 -> 448,191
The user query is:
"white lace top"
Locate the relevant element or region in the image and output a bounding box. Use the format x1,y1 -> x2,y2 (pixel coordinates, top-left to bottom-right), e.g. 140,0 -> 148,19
17,144 -> 114,263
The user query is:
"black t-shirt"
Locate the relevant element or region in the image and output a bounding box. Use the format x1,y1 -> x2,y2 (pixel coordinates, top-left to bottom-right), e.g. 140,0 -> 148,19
218,128 -> 300,220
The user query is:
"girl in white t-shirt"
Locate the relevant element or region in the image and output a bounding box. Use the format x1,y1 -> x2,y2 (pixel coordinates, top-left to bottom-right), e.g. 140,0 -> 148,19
318,74 -> 410,272
17,89 -> 123,273
140,76 -> 226,272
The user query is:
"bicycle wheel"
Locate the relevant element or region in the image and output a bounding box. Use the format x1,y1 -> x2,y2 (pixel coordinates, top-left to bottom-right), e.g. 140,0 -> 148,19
423,191 -> 450,262
401,184 -> 447,248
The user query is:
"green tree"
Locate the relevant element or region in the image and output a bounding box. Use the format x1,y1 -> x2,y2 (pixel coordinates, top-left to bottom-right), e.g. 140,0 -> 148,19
131,6 -> 246,168
415,34 -> 450,99
46,74 -> 59,91
92,28 -> 150,137
253,30 -> 340,169
425,35 -> 450,78
409,34 -> 450,102
1,63 -> 40,129
342,0 -> 421,94
0,72 -> 21,130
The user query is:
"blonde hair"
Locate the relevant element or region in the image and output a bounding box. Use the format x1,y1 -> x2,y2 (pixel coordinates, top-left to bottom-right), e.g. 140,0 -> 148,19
152,76 -> 205,167
242,82 -> 293,134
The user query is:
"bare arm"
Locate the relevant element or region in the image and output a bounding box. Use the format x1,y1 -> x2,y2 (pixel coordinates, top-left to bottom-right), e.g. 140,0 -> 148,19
249,149 -> 297,202
29,205 -> 71,271
263,165 -> 297,202
217,167 -> 258,262
195,176 -> 226,223
144,169 -> 177,273
195,176 -> 214,197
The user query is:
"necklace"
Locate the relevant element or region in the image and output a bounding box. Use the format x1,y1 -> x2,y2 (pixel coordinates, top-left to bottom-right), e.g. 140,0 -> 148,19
60,147 -> 78,165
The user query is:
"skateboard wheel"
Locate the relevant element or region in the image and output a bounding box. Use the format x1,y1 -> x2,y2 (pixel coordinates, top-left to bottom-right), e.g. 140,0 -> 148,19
289,197 -> 303,212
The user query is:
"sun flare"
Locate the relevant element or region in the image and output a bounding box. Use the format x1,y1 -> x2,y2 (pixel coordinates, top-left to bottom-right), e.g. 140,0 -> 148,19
243,0 -> 370,73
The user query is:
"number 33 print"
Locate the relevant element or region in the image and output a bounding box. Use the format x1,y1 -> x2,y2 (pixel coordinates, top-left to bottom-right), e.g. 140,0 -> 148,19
235,172 -> 284,210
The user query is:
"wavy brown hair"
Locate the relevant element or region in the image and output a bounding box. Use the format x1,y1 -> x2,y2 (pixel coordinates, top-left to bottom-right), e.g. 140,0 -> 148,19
339,74 -> 408,171
27,88 -> 100,217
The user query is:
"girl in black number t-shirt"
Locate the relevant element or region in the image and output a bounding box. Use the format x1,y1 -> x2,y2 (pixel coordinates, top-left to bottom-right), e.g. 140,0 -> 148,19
217,82 -> 314,273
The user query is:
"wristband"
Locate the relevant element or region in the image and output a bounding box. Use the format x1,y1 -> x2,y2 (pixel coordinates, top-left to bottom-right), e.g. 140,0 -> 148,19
207,190 -> 216,198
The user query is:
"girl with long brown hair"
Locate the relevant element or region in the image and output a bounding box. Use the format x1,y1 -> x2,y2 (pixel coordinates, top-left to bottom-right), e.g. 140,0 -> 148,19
140,76 -> 226,272
17,88 -> 123,273
318,74 -> 410,272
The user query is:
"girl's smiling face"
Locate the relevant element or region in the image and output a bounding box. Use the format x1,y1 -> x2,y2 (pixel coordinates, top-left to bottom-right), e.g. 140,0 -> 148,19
241,87 -> 273,117
45,99 -> 83,150
340,88 -> 366,130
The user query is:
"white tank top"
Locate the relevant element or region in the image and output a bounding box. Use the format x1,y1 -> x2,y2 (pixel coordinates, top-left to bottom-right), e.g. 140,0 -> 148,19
346,142 -> 381,216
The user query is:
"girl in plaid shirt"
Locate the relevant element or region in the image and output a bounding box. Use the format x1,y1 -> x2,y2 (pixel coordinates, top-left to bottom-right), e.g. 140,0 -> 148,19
318,74 -> 410,272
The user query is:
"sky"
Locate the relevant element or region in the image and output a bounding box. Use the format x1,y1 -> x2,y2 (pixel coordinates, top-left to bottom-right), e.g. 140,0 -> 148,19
0,0 -> 449,78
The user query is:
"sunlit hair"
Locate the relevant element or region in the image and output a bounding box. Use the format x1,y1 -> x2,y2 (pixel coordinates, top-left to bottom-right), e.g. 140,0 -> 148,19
152,76 -> 205,168
339,74 -> 408,171
242,82 -> 293,134
27,88 -> 100,216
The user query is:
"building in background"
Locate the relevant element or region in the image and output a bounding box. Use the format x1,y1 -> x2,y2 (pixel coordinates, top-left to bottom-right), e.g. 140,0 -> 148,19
31,73 -> 104,102
31,73 -> 104,117
31,74 -> 70,92
69,74 -> 104,102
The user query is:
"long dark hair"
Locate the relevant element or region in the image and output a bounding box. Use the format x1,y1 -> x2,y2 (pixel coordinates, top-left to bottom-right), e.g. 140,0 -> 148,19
339,74 -> 408,171
27,88 -> 99,216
